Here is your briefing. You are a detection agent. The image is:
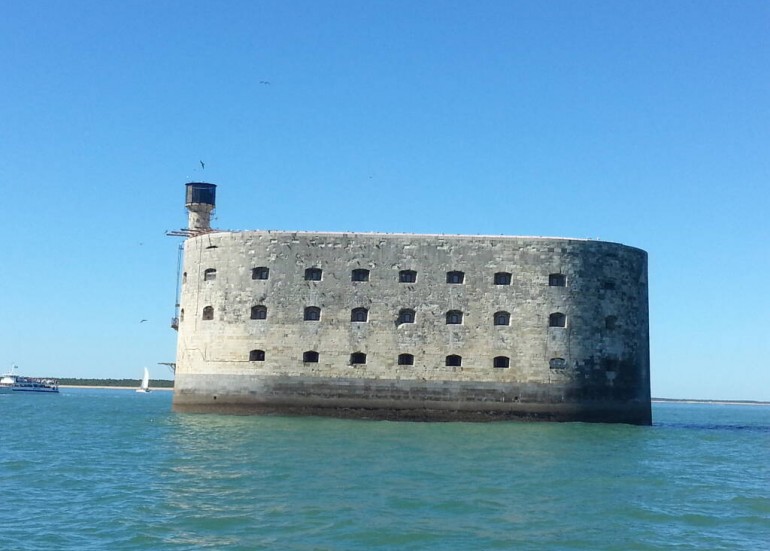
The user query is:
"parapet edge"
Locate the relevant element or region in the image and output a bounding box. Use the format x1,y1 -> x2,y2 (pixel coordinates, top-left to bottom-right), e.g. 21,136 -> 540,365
191,229 -> 648,256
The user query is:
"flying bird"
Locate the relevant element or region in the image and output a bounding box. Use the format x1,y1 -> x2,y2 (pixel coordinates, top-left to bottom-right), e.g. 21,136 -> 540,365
259,80 -> 271,85
140,319 -> 147,323
200,160 -> 205,170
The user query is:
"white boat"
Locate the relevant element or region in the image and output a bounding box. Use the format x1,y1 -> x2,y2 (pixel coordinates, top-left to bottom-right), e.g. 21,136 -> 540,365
136,367 -> 151,393
0,365 -> 59,394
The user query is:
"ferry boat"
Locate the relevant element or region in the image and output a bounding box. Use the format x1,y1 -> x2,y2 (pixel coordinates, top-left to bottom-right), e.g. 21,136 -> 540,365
0,366 -> 59,394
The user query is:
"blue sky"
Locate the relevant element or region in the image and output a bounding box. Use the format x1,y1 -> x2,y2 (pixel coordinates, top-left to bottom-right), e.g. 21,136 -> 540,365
1,1 -> 768,400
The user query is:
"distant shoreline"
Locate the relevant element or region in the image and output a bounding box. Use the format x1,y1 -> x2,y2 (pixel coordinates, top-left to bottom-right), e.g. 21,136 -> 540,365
60,385 -> 173,391
652,398 -> 770,406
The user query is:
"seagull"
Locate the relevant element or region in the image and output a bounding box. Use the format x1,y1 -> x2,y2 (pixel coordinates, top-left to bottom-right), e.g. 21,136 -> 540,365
140,319 -> 147,323
200,160 -> 205,170
259,80 -> 271,85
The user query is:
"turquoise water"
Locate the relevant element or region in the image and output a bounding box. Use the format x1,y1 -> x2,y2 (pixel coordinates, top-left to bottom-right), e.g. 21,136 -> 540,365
1,390 -> 767,550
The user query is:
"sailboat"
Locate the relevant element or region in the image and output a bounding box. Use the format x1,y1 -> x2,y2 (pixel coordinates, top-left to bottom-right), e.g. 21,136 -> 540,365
136,367 -> 151,393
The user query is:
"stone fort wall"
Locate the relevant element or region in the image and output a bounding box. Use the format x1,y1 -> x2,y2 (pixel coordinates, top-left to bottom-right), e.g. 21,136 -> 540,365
173,230 -> 650,423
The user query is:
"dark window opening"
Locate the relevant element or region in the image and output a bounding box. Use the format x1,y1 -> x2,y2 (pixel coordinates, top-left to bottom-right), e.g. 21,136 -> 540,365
549,273 -> 566,287
494,311 -> 511,326
602,358 -> 619,372
447,271 -> 465,284
398,353 -> 414,366
446,310 -> 463,325
493,356 -> 510,368
351,307 -> 368,322
351,269 -> 370,282
303,351 -> 319,363
549,312 -> 566,327
549,357 -> 567,369
446,355 -> 462,367
202,306 -> 214,320
204,268 -> 217,281
179,309 -> 185,322
397,308 -> 415,325
251,305 -> 267,320
494,272 -> 512,285
249,349 -> 265,362
350,352 -> 367,365
304,306 -> 321,321
399,270 -> 417,283
182,272 -> 187,284
305,267 -> 323,281
252,267 -> 269,280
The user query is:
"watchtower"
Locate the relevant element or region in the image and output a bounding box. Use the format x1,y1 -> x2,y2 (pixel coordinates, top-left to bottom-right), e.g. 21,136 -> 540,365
185,182 -> 216,232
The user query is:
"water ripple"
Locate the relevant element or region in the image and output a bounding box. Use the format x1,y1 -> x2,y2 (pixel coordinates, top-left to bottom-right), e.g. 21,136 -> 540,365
1,393 -> 768,550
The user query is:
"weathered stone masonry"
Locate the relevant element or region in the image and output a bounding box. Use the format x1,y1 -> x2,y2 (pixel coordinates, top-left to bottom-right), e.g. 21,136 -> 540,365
173,203 -> 652,424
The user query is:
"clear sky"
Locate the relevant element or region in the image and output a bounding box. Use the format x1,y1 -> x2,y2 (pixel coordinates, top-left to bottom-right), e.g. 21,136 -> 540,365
1,1 -> 768,400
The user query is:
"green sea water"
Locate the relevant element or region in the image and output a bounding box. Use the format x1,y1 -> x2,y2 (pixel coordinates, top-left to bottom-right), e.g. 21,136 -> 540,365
1,389 -> 767,550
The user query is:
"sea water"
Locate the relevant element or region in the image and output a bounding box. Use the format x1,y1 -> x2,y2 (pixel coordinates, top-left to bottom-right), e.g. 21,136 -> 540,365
0,390 -> 767,550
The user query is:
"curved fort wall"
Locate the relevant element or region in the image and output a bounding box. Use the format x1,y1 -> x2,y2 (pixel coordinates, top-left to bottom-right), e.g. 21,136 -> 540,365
173,229 -> 651,424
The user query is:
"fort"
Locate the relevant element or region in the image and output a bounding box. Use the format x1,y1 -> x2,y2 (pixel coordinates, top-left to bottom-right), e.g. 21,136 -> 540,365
172,183 -> 651,424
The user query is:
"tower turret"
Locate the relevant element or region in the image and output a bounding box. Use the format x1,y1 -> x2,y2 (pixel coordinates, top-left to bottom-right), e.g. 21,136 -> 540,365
185,182 -> 216,232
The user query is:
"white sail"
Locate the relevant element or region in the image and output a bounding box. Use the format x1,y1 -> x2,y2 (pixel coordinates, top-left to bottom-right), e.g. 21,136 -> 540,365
136,367 -> 151,393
